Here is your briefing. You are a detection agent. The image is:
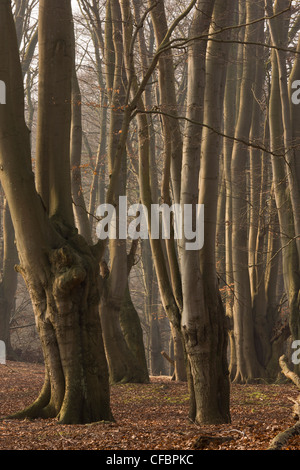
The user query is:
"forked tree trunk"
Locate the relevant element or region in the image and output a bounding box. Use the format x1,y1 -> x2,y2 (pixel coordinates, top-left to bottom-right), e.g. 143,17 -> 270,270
0,199 -> 18,358
181,0 -> 232,423
0,0 -> 113,424
15,242 -> 112,424
0,2 -> 38,357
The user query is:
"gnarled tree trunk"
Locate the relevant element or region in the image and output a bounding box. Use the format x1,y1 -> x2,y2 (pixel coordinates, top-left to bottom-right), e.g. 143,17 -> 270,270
0,0 -> 112,424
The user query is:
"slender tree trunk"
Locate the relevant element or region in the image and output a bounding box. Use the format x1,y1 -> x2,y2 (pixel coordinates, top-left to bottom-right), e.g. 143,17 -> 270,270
170,322 -> 187,381
222,6 -> 239,377
70,63 -> 92,243
149,0 -> 182,206
0,1 -> 38,357
0,199 -> 18,358
267,0 -> 300,373
231,0 -> 265,383
100,0 -> 149,384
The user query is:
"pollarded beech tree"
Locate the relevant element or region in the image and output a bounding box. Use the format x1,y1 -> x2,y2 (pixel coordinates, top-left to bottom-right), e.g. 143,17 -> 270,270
120,0 -> 233,423
0,0 -> 113,424
99,0 -> 148,384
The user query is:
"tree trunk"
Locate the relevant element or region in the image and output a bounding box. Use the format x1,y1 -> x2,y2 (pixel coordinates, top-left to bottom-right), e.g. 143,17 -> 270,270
0,0 -> 113,424
170,322 -> 187,381
100,0 -> 149,384
180,0 -> 232,424
222,7 -> 240,378
70,62 -> 92,243
119,283 -> 149,383
0,199 -> 18,358
267,0 -> 300,374
14,241 -> 113,424
230,0 -> 265,383
100,276 -> 148,383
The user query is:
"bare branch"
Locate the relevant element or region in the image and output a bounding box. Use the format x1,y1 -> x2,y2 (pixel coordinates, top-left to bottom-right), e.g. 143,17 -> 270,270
132,107 -> 298,160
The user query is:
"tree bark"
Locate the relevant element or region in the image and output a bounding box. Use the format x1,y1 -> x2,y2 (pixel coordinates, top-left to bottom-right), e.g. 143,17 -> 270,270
70,60 -> 92,243
99,0 -> 149,384
0,0 -> 112,424
186,0 -> 231,423
268,0 -> 300,374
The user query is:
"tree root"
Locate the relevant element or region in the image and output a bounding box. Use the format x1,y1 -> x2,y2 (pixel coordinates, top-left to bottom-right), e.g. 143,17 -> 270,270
2,379 -> 54,421
268,355 -> 300,450
268,422 -> 300,450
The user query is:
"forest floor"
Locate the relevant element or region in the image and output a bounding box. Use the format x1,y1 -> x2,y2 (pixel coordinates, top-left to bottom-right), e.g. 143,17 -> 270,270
0,361 -> 300,451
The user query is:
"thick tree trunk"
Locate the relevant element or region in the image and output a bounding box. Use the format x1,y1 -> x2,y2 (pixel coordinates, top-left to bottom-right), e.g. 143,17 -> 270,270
101,286 -> 148,383
0,0 -> 113,424
178,0 -> 216,423
222,10 -> 239,378
119,283 -> 149,383
0,2 -> 38,357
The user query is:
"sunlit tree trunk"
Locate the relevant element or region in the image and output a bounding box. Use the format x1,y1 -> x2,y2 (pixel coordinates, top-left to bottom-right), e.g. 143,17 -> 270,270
149,0 -> 186,379
0,199 -> 18,358
70,62 -> 92,243
222,4 -> 239,377
231,0 -> 265,383
267,0 -> 300,373
100,0 -> 149,384
0,0 -> 38,359
0,0 -> 112,424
